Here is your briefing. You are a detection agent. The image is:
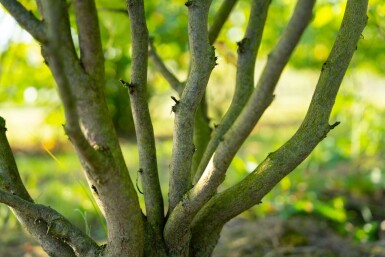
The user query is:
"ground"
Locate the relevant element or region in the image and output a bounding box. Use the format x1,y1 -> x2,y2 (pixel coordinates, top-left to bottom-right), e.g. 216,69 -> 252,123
1,69 -> 384,256
2,214 -> 385,257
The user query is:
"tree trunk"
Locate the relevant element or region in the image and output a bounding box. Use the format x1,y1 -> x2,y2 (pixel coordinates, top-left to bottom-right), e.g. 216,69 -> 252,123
0,0 -> 368,256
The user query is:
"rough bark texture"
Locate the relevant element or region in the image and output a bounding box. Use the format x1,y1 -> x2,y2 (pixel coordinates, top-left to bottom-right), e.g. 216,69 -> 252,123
191,1 -> 368,255
0,0 -> 368,256
0,118 -> 78,256
125,0 -> 165,247
168,0 -> 215,214
40,1 -> 144,256
193,0 -> 271,182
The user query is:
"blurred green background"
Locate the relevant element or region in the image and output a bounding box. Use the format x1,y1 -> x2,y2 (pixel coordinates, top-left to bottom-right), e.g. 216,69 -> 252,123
1,0 -> 385,255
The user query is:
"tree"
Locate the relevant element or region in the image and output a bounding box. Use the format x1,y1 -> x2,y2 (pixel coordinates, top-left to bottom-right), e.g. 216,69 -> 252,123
0,0 -> 368,256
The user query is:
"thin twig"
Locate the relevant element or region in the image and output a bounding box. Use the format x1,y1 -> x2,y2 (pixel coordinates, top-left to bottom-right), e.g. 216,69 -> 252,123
149,39 -> 184,95
208,0 -> 239,44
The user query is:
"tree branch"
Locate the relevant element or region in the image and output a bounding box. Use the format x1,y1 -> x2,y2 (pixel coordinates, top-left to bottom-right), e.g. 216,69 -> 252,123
73,0 -> 105,82
167,0 -> 314,254
191,96 -> 211,177
148,0 -> 238,95
165,0 -> 215,254
208,0 -> 238,44
0,189 -> 100,256
191,0 -> 240,173
0,117 -> 31,201
0,0 -> 46,42
164,0 -> 271,248
189,0 -> 240,165
190,0 -> 368,255
168,0 -> 215,213
171,2 -> 317,251
41,0 -> 106,172
195,0 -> 315,189
149,39 -> 184,95
148,0 -> 239,94
41,1 -> 145,256
150,1 -> 240,177
193,0 -> 271,181
0,116 -> 77,256
148,21 -> 212,185
125,0 -> 165,247
149,1 -> 239,169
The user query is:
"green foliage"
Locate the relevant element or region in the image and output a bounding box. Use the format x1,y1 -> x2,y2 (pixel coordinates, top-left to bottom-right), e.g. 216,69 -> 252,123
0,0 -> 383,250
225,87 -> 385,243
14,152 -> 107,240
74,209 -> 91,237
1,0 -> 384,140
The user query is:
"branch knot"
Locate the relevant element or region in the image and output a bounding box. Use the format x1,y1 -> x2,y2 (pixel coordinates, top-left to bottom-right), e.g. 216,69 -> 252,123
171,96 -> 180,113
237,38 -> 250,54
185,1 -> 193,7
119,79 -> 136,94
329,121 -> 341,130
0,116 -> 7,132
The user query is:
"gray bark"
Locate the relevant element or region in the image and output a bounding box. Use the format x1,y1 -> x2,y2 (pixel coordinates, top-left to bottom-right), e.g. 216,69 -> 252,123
0,0 -> 368,256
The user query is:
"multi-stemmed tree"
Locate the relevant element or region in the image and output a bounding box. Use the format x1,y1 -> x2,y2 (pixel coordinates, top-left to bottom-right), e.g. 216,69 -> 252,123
0,0 -> 368,256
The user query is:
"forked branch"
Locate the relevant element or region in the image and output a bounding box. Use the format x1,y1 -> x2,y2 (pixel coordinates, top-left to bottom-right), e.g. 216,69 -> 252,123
0,117 -> 77,256
168,0 -> 215,214
73,0 -> 105,82
166,0 -> 215,254
40,1 -> 145,256
164,0 -> 273,248
149,0 -> 238,95
41,0 -> 106,172
191,0 -> 368,255
193,0 -> 271,181
0,189 -> 100,256
194,0 -> 316,188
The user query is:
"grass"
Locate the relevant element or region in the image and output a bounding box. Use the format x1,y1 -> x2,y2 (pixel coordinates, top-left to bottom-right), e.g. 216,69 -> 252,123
1,69 -> 385,249
5,109 -> 383,244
